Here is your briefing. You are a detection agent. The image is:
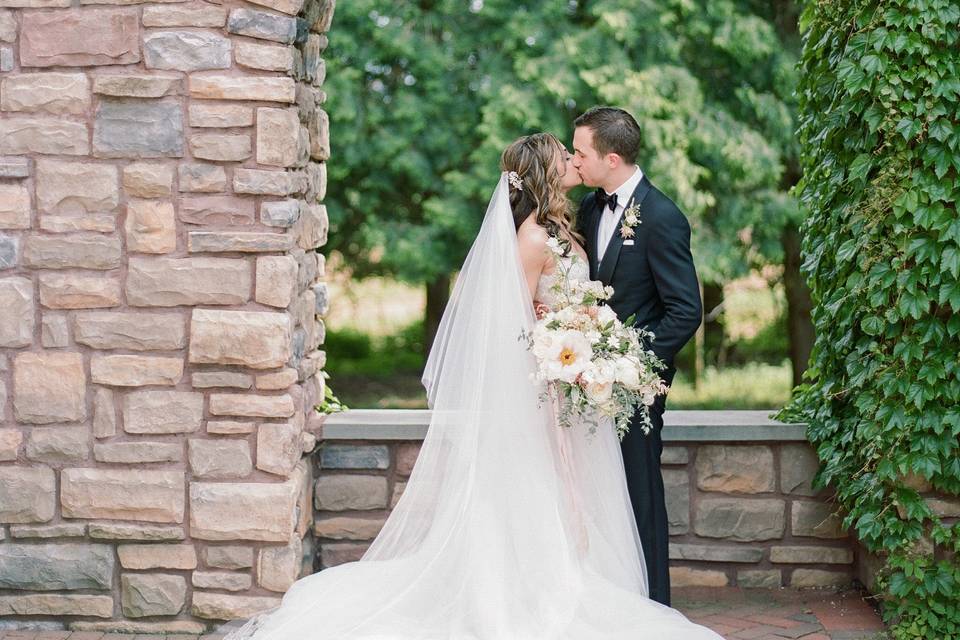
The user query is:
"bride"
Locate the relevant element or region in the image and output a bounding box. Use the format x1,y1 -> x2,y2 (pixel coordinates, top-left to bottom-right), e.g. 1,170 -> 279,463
218,133 -> 723,640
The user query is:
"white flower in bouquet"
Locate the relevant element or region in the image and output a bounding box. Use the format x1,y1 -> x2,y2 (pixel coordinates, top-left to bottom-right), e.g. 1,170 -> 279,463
542,329 -> 592,383
585,381 -> 613,403
614,357 -> 641,390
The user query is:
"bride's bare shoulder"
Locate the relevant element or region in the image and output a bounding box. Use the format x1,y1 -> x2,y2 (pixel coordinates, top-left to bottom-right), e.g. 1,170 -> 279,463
516,219 -> 550,249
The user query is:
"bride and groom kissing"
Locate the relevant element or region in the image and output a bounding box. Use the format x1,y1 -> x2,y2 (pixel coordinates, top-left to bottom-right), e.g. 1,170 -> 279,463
220,106 -> 715,639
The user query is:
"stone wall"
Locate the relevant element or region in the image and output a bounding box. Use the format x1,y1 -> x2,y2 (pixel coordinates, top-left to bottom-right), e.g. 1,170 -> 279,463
315,410 -> 860,590
0,0 -> 334,632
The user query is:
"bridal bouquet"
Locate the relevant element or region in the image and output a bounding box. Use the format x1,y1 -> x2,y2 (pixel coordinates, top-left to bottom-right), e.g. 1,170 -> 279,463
519,238 -> 668,440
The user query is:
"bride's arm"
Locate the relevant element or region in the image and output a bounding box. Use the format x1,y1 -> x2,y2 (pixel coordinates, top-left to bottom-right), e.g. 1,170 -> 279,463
516,225 -> 550,307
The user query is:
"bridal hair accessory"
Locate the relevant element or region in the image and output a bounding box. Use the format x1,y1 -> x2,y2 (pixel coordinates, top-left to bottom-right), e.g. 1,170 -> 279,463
507,170 -> 523,191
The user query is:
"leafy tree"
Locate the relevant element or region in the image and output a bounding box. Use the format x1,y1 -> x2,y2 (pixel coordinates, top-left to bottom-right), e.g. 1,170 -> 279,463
324,1 -> 810,371
777,1 -> 960,637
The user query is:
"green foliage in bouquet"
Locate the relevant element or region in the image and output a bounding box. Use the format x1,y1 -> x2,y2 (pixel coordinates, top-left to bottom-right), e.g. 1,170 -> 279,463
776,1 -> 960,637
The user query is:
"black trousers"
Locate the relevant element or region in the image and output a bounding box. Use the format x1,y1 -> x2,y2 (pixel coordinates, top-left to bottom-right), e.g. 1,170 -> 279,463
619,366 -> 674,606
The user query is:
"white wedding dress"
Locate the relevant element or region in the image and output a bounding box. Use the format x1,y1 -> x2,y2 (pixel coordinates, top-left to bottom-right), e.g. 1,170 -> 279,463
218,174 -> 723,640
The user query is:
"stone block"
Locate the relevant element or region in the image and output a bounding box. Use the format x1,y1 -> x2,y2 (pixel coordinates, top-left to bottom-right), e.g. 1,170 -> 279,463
203,546 -> 254,570
0,594 -> 113,617
296,202 -> 327,250
191,371 -> 253,389
143,30 -> 231,71
189,133 -> 251,162
69,620 -> 205,635
320,444 -> 389,470
390,481 -> 405,508
226,8 -> 296,43
93,73 -> 181,98
789,568 -> 853,588
661,445 -> 689,465
36,158 -> 118,214
189,481 -> 299,541
188,103 -> 254,128
0,115 -> 89,155
0,276 -> 33,347
61,468 -> 185,523
94,441 -> 183,464
694,497 -> 786,541
188,439 -> 253,479
668,543 -> 764,563
142,4 -> 227,27
0,73 -> 90,114
178,195 -> 255,225
770,545 -> 853,564
88,523 -> 184,541
191,592 -> 281,621
92,387 -> 117,438
257,536 -> 302,593
256,107 -> 301,167
178,162 -> 226,192
40,313 -> 70,347
123,389 -> 203,434
260,199 -> 300,227
209,393 -> 295,418
695,444 -> 775,493
256,255 -> 298,307
23,233 -> 122,269
245,0 -> 303,15
127,256 -> 251,306
791,501 -> 849,539
313,515 -> 387,541
13,351 -> 86,423
188,230 -> 294,252
0,428 -> 22,461
9,523 -> 86,538
125,199 -> 176,253
189,309 -> 291,369
314,475 -> 388,511
191,571 -> 251,591
93,97 -> 184,158
91,354 -> 183,386
256,368 -> 298,390
0,182 -> 31,229
74,311 -> 187,351
121,573 -> 185,617
781,442 -> 824,496
0,543 -> 113,590
39,213 -> 117,233
0,233 -> 18,269
669,566 -> 729,587
256,421 -> 301,476
25,425 -> 89,463
236,40 -> 294,72
320,542 -> 368,568
233,167 -> 301,195
0,154 -> 30,178
663,468 -> 689,535
190,74 -> 295,102
0,466 -> 55,523
117,543 -> 197,569
308,107 -> 329,160
20,8 -> 139,66
39,272 -> 122,309
206,420 -> 256,435
737,569 -> 782,588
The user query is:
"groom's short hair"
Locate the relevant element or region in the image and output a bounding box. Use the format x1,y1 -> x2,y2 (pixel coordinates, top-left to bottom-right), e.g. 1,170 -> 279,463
574,107 -> 641,164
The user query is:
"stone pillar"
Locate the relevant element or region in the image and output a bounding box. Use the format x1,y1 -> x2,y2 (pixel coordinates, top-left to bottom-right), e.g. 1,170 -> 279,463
0,0 -> 334,632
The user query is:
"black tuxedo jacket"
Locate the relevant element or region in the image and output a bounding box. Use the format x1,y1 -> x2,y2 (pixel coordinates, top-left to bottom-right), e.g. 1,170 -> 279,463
576,175 -> 703,374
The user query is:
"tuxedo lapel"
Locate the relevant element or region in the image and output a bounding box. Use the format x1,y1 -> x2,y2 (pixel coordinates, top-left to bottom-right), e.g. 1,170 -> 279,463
597,175 -> 653,285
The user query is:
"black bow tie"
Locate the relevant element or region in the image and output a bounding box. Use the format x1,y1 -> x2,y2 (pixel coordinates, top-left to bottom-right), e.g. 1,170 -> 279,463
595,189 -> 618,213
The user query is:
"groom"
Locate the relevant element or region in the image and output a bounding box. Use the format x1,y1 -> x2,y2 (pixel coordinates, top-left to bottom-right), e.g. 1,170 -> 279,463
572,106 -> 702,606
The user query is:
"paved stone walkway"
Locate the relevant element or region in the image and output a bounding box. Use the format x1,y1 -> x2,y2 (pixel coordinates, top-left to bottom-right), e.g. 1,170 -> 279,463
0,586 -> 888,640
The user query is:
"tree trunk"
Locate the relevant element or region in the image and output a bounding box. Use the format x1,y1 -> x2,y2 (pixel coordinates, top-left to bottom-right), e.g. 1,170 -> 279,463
782,224 -> 814,387
424,274 -> 451,358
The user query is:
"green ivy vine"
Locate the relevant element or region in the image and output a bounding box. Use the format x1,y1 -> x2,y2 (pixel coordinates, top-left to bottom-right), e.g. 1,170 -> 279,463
776,1 -> 960,638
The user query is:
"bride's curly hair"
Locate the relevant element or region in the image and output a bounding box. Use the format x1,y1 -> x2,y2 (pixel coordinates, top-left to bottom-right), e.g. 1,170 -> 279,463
500,133 -> 584,254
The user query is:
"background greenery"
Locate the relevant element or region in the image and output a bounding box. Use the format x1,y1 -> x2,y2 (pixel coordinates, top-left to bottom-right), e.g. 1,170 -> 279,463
776,1 -> 960,638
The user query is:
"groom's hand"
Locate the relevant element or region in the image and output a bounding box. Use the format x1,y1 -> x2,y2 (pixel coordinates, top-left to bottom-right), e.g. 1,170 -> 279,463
533,301 -> 549,320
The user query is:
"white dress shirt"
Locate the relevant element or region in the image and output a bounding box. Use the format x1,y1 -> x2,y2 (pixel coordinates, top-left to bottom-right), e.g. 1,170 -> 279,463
597,165 -> 644,259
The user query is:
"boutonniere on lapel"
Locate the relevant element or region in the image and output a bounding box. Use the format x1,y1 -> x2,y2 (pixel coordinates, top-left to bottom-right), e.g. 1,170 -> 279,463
619,199 -> 642,239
